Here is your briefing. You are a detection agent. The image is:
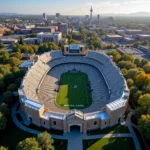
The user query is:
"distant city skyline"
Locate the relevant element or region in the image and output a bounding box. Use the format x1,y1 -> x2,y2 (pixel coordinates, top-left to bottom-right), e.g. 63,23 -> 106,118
0,0 -> 150,15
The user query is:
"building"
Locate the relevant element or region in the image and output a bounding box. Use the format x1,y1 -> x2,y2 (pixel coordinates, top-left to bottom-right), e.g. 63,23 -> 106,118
19,24 -> 35,29
124,37 -> 135,44
106,35 -> 123,42
19,61 -> 34,72
43,13 -> 47,20
137,34 -> 150,41
22,53 -> 36,60
64,44 -> 86,55
37,32 -> 62,44
59,23 -> 68,34
97,14 -> 100,23
32,26 -> 58,34
23,38 -> 37,44
126,29 -> 143,35
0,38 -> 18,44
90,7 -> 93,20
56,13 -> 61,18
18,47 -> 129,133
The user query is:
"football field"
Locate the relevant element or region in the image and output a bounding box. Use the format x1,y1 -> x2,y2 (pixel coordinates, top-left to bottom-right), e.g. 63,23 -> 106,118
56,72 -> 92,109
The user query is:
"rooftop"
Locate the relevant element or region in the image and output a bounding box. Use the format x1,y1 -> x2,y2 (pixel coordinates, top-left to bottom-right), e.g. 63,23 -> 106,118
34,26 -> 57,29
85,111 -> 110,120
107,35 -> 123,38
137,34 -> 150,37
24,99 -> 43,111
19,61 -> 34,68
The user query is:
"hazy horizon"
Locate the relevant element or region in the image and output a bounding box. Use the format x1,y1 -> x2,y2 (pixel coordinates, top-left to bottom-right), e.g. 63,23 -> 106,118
0,0 -> 150,15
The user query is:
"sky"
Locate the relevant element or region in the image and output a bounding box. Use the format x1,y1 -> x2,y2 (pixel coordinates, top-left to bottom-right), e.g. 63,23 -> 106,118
0,0 -> 150,15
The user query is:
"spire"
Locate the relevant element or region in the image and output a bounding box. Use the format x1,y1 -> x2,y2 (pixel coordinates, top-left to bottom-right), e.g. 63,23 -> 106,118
90,7 -> 93,12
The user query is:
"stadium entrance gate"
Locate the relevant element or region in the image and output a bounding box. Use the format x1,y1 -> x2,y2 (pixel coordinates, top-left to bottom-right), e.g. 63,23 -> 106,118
68,124 -> 82,133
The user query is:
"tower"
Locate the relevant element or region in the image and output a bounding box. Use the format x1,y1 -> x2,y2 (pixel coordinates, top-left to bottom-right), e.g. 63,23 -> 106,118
90,7 -> 93,20
43,13 -> 47,20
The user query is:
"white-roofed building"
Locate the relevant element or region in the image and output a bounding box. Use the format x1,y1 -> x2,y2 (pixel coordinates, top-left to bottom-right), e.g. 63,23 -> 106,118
37,32 -> 62,44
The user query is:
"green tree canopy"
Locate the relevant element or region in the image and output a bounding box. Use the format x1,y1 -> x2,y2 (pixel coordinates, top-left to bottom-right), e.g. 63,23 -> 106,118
8,57 -> 20,67
127,78 -> 134,88
16,137 -> 41,150
0,112 -> 7,130
36,132 -> 54,150
118,61 -> 136,70
120,54 -> 134,62
143,64 -> 150,74
7,83 -> 18,92
138,114 -> 150,140
11,52 -> 22,59
0,146 -> 8,150
136,74 -> 150,88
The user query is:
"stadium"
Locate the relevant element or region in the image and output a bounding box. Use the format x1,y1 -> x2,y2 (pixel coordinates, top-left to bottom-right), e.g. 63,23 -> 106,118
18,44 -> 129,133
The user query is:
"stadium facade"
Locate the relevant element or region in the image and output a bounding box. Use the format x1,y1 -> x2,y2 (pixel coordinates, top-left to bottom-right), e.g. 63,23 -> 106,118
18,44 -> 129,133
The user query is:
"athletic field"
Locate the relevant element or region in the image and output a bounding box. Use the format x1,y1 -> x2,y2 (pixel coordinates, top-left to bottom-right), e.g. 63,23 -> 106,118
56,72 -> 92,109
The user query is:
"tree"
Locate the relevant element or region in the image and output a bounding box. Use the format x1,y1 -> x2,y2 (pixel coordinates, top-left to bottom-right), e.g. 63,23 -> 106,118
11,52 -> 22,59
0,73 -> 4,79
136,74 -> 150,88
0,80 -> 5,94
138,94 -> 150,114
127,79 -> 134,88
143,83 -> 150,94
130,86 -> 138,96
107,50 -> 121,62
126,69 -> 142,80
37,132 -> 54,150
0,112 -> 7,130
89,45 -> 95,50
2,91 -> 15,107
0,103 -> 10,116
143,64 -> 150,74
0,43 -> 6,49
7,83 -> 18,92
16,138 -> 41,150
142,40 -> 149,46
121,68 -> 128,77
0,50 -> 9,63
134,58 -> 141,67
8,57 -> 20,67
0,146 -> 8,150
118,61 -> 136,70
133,90 -> 142,104
141,59 -> 148,67
120,54 -> 134,62
138,114 -> 150,139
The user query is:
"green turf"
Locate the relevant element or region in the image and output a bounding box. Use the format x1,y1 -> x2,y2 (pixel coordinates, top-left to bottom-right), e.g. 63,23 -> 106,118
83,138 -> 135,150
56,72 -> 92,109
87,125 -> 130,136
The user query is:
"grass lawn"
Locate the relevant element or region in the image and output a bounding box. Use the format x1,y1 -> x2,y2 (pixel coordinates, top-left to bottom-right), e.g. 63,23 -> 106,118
83,137 -> 135,150
56,72 -> 92,109
0,118 -> 67,150
87,124 -> 130,136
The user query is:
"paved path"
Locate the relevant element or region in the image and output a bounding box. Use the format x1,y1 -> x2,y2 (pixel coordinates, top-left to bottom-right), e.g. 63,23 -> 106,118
11,103 -> 141,150
126,112 -> 141,150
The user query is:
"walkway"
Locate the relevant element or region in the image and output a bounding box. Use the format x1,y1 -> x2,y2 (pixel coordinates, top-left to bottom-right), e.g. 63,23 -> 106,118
11,102 -> 141,150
